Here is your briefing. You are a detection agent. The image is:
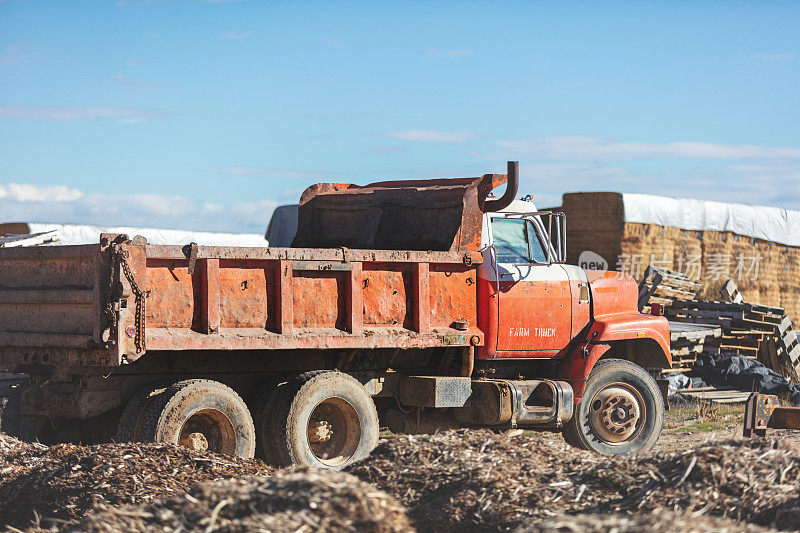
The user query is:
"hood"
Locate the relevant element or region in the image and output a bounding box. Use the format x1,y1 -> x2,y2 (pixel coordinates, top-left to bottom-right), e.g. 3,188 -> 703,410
585,270 -> 639,318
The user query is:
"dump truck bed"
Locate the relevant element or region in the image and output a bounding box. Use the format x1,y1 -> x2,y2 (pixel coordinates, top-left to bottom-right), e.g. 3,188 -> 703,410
0,238 -> 484,371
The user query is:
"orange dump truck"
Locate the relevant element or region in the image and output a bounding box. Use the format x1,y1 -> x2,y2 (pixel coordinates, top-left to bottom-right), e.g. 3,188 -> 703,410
0,162 -> 671,467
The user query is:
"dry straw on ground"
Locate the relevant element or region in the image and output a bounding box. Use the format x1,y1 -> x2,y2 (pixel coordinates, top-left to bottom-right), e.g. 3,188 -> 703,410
348,429 -> 800,531
3,430 -> 800,532
66,470 -> 412,533
0,434 -> 274,529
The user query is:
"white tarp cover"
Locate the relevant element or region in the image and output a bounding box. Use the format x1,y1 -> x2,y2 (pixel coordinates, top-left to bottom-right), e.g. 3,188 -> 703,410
27,223 -> 268,247
622,193 -> 800,247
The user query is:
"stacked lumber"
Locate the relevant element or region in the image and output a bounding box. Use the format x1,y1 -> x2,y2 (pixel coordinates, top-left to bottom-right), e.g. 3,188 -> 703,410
667,321 -> 721,371
0,230 -> 59,247
666,299 -> 800,379
637,266 -> 702,313
719,279 -> 744,304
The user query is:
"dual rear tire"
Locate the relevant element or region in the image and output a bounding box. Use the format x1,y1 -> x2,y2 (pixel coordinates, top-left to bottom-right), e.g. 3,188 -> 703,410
117,379 -> 256,457
117,371 -> 379,469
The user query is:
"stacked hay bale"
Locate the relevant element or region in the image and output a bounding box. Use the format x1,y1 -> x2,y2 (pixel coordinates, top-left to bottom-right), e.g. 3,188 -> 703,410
562,192 -> 800,323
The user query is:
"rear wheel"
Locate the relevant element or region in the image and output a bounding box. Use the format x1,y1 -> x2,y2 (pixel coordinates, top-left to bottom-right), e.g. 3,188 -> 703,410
116,382 -> 168,443
564,359 -> 664,455
137,379 -> 256,458
267,371 -> 379,469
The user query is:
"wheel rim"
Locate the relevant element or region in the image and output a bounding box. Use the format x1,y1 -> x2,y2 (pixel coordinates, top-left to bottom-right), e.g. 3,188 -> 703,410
306,397 -> 361,467
588,383 -> 645,445
178,409 -> 237,455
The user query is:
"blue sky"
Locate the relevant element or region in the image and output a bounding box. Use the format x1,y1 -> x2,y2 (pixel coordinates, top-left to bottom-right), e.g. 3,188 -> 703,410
1,0 -> 799,233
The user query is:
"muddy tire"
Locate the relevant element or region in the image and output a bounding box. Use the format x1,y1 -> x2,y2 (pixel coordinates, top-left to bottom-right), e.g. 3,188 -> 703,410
252,378 -> 285,465
137,379 -> 256,458
0,383 -> 44,442
268,371 -> 379,470
0,388 -> 21,437
116,382 -> 169,443
564,359 -> 664,455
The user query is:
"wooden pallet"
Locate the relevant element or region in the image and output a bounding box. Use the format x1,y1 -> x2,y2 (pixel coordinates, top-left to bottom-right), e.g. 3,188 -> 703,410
638,266 -> 702,313
719,278 -> 744,304
668,321 -> 721,369
677,386 -> 753,404
667,297 -> 800,379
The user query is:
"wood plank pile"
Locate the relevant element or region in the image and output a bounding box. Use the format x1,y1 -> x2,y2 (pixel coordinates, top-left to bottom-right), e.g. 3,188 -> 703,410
676,386 -> 753,404
637,266 -> 702,313
667,321 -> 721,372
665,299 -> 800,380
0,230 -> 59,247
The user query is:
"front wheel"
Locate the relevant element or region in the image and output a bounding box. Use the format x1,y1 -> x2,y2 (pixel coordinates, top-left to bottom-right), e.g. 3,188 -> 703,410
563,358 -> 664,455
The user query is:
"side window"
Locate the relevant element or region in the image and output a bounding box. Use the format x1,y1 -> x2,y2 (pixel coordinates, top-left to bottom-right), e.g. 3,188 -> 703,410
491,218 -> 549,264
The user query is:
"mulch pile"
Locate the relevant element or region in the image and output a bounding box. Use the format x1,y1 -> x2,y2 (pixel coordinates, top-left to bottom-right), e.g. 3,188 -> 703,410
0,434 -> 274,529
67,470 -> 411,533
523,509 -> 775,532
346,429 -> 599,530
2,429 -> 800,532
580,437 -> 800,530
347,429 -> 800,531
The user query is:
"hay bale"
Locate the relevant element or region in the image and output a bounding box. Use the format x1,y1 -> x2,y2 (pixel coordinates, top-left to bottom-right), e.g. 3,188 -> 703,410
70,470 -> 412,533
561,192 -> 800,324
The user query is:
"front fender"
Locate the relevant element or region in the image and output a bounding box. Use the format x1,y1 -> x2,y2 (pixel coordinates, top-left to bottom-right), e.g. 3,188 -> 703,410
558,313 -> 671,401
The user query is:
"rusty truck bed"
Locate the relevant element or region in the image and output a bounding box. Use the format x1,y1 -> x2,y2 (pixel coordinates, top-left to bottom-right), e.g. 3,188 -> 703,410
0,238 -> 484,370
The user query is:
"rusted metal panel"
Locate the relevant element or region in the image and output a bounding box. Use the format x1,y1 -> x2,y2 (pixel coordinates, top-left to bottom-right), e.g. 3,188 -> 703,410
145,326 -> 482,351
0,243 -> 107,360
743,393 -> 800,437
144,245 -> 483,266
496,268 -> 573,353
292,162 -> 518,253
429,264 -> 477,330
292,270 -> 345,329
200,259 -> 220,334
145,258 -> 197,329
412,262 -> 430,334
345,262 -> 363,335
362,263 -> 411,328
218,259 -> 269,329
276,259 -> 293,334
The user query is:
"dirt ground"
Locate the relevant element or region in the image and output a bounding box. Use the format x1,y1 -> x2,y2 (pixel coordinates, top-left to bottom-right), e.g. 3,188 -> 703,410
658,402 -> 800,452
1,404 -> 799,532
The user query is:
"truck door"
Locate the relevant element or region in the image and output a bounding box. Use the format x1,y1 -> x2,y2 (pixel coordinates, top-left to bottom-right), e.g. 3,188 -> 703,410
491,216 -> 572,354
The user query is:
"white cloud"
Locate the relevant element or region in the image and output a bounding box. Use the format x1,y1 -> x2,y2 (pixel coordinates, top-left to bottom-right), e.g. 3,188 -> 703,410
387,130 -> 477,143
426,48 -> 472,58
216,166 -> 319,179
0,105 -> 162,121
0,46 -> 32,66
0,183 -> 278,233
318,36 -> 346,48
494,136 -> 800,161
752,53 -> 796,62
112,74 -> 165,89
0,184 -> 84,202
219,31 -> 252,40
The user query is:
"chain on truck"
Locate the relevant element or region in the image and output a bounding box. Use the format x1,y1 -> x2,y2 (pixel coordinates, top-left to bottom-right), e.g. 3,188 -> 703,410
0,162 -> 672,468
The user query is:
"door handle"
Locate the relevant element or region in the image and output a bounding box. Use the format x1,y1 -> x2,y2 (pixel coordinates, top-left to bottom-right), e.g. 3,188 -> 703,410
578,283 -> 590,303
